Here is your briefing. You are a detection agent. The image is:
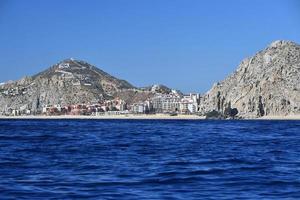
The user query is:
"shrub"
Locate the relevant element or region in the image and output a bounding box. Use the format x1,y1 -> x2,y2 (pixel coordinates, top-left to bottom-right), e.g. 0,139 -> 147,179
205,110 -> 222,119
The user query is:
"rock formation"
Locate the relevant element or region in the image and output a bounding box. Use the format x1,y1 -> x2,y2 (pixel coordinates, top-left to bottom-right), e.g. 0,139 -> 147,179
199,40 -> 300,118
0,59 -> 180,115
0,59 -> 135,114
1,40 -> 299,118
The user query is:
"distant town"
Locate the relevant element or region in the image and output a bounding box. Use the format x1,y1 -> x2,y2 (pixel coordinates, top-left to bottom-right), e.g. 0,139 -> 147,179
2,39 -> 300,120
6,88 -> 201,117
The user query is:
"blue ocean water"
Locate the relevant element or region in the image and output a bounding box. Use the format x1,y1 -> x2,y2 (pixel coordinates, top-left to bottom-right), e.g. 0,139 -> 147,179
0,119 -> 300,199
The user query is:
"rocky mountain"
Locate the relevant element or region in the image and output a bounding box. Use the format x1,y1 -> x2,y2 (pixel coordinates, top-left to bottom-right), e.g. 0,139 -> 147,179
199,40 -> 300,118
112,84 -> 181,106
1,40 -> 299,118
0,59 -> 135,114
140,84 -> 172,93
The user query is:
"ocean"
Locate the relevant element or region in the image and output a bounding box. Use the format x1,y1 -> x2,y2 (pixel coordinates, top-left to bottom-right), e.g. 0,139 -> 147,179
0,119 -> 300,199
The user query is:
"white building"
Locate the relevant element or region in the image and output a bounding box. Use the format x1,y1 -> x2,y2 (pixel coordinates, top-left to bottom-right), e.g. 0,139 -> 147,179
152,93 -> 181,113
42,105 -> 51,114
115,99 -> 127,111
12,109 -> 20,116
58,63 -> 70,69
131,101 -> 152,114
180,93 -> 200,113
132,103 -> 145,114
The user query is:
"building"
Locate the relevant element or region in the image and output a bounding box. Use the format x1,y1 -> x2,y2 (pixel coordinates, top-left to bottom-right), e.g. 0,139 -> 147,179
151,93 -> 181,113
12,109 -> 20,116
114,99 -> 127,111
150,92 -> 200,114
180,93 -> 200,113
131,101 -> 152,114
131,103 -> 145,114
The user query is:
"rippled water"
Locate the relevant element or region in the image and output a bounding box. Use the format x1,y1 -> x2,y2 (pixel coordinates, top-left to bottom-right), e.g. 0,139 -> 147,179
1,119 -> 300,199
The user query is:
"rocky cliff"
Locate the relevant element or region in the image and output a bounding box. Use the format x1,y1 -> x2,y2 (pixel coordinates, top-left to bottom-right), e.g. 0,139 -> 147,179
0,59 -> 135,114
200,40 -> 300,118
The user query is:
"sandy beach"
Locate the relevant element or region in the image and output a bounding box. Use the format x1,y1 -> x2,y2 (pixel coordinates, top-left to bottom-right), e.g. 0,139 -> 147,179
1,114 -> 300,120
0,114 -> 206,120
258,115 -> 300,120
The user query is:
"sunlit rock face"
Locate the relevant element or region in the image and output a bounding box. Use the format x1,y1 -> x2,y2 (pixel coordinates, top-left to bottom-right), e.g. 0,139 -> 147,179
0,59 -> 135,114
200,40 -> 300,118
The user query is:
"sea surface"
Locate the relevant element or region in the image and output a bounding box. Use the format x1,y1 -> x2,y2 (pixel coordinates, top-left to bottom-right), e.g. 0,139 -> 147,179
0,119 -> 300,199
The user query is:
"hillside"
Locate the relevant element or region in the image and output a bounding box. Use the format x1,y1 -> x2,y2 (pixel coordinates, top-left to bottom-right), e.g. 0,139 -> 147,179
200,40 -> 300,118
0,59 -> 135,114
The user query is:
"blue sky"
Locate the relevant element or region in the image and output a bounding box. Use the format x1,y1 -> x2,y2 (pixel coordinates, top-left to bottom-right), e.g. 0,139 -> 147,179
0,0 -> 299,93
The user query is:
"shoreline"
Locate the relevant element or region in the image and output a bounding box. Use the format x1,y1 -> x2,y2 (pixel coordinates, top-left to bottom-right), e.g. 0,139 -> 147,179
0,114 -> 206,120
258,115 -> 300,120
0,114 -> 300,120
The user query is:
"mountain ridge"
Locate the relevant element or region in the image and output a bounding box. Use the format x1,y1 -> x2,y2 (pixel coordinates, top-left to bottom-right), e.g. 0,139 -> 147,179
200,40 -> 300,118
1,40 -> 299,118
0,59 -> 137,114
0,58 -> 181,115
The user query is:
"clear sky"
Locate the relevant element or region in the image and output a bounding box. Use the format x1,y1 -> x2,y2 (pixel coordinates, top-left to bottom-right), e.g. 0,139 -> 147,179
0,0 -> 299,93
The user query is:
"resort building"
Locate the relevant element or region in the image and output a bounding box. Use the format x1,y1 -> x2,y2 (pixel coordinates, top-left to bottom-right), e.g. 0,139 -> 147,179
180,93 -> 200,113
152,93 -> 181,113
151,93 -> 200,114
131,101 -> 152,114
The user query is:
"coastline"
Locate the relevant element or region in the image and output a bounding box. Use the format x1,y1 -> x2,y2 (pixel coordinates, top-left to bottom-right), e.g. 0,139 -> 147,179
258,115 -> 300,120
0,114 -> 206,120
1,114 -> 300,120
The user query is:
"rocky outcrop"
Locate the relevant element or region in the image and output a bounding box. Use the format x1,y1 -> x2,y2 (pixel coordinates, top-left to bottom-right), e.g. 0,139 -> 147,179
200,40 -> 300,118
1,40 -> 299,118
0,59 -> 135,114
139,84 -> 176,93
0,59 -> 181,115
